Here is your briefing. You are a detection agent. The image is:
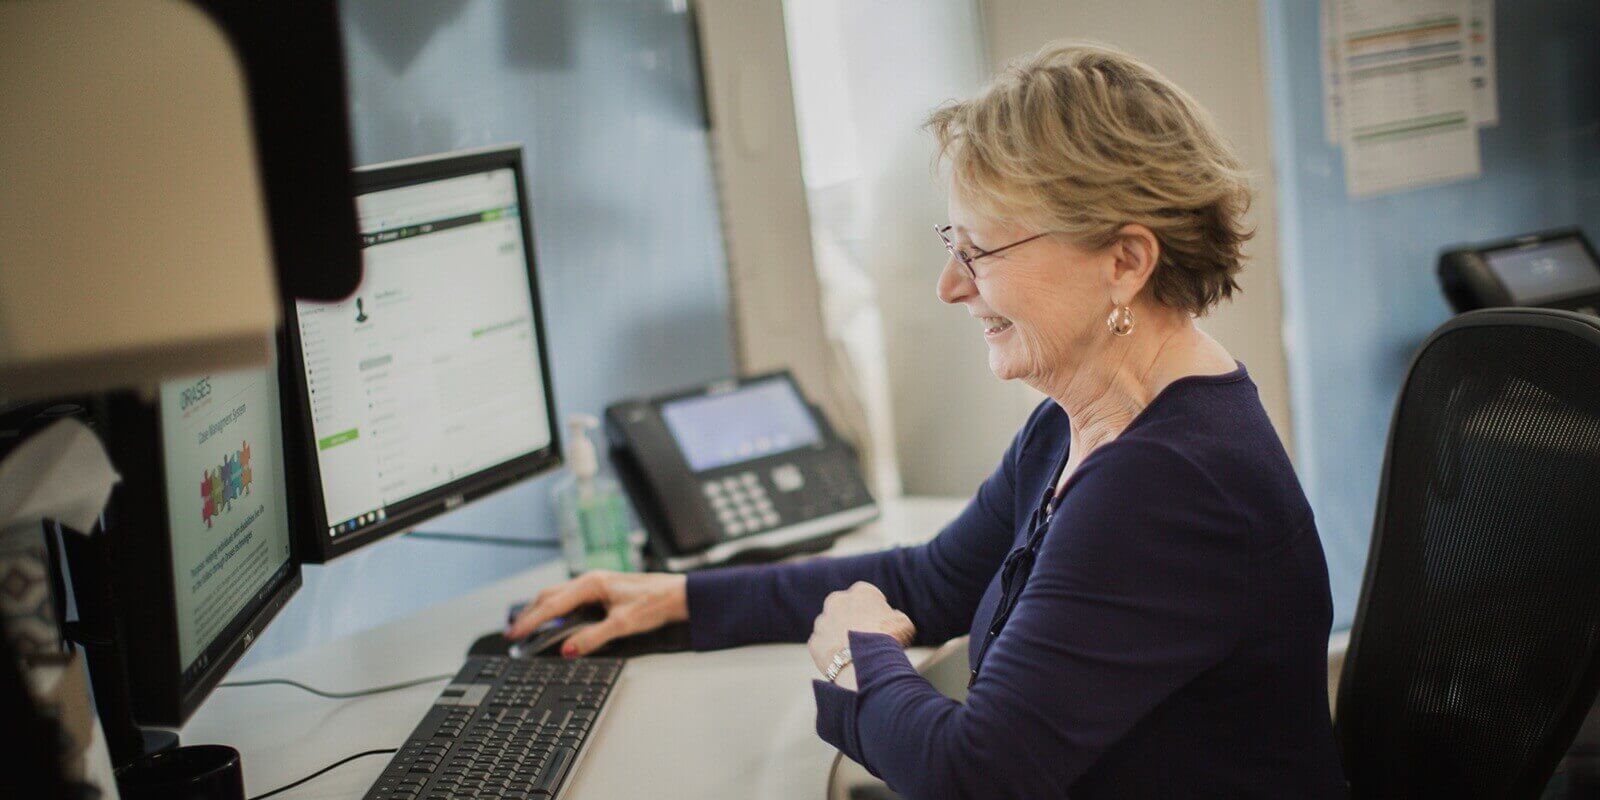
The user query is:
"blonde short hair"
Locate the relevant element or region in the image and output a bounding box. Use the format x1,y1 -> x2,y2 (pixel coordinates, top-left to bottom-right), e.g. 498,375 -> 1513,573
925,42 -> 1252,315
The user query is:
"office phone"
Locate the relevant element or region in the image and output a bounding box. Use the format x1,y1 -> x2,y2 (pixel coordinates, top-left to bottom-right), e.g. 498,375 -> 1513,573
604,371 -> 878,571
1438,228 -> 1600,315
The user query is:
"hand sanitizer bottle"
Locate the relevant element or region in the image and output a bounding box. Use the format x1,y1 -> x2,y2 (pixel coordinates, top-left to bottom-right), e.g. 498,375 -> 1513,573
552,414 -> 637,575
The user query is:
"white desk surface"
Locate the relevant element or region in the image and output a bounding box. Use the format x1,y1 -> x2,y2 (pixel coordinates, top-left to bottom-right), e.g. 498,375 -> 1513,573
183,496 -> 965,799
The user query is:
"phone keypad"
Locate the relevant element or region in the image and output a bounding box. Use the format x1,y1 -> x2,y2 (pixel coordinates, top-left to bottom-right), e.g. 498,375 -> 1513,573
702,472 -> 783,536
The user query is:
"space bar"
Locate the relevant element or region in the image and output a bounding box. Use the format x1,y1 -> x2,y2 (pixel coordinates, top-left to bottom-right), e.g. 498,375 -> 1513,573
533,746 -> 577,796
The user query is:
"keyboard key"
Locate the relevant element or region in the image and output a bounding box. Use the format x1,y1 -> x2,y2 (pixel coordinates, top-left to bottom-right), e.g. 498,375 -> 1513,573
534,747 -> 576,794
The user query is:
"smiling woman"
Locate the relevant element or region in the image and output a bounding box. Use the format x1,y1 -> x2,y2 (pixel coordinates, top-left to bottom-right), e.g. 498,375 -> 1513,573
512,40 -> 1346,799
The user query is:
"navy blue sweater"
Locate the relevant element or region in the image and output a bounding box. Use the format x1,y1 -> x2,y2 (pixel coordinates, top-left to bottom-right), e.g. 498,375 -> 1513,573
686,366 -> 1348,798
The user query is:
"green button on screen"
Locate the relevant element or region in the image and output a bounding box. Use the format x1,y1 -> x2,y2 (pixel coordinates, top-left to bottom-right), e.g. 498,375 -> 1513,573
318,428 -> 359,451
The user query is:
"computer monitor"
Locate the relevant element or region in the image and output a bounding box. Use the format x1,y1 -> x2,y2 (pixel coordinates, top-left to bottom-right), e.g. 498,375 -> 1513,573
282,146 -> 562,562
96,362 -> 300,729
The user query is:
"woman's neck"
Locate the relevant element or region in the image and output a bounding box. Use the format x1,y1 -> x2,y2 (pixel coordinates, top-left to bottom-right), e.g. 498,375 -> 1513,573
1040,305 -> 1225,486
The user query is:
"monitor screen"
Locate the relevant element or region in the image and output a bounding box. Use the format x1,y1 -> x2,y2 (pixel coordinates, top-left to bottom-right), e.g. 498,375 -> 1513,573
661,378 -> 822,472
1484,238 -> 1600,305
158,365 -> 295,687
285,149 -> 559,558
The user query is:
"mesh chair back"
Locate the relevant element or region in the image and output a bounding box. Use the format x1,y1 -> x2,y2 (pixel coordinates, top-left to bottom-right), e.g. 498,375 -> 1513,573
1337,309 -> 1600,798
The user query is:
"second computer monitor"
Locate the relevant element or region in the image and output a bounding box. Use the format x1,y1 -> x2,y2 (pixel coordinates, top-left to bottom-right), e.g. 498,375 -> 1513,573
283,146 -> 562,561
95,362 -> 301,728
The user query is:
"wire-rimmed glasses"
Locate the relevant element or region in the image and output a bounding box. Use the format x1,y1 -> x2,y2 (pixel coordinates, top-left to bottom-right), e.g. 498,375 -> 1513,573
935,225 -> 1049,280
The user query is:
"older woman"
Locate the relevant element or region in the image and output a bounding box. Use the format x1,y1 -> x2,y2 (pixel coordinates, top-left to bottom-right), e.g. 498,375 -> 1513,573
509,43 -> 1347,798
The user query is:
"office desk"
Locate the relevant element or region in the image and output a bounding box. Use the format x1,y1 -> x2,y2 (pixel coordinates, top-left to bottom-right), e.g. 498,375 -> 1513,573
183,495 -> 965,799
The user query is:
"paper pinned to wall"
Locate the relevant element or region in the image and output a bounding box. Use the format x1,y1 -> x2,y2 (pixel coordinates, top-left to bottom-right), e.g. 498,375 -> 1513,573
1321,0 -> 1496,135
1468,0 -> 1498,126
1321,1 -> 1343,146
1332,0 -> 1481,197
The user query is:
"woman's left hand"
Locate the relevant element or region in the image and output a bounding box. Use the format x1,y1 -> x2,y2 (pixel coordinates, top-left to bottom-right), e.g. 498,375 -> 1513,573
808,582 -> 917,679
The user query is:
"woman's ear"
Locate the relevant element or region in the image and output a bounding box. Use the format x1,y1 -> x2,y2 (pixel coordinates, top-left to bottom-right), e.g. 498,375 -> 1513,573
1108,224 -> 1160,303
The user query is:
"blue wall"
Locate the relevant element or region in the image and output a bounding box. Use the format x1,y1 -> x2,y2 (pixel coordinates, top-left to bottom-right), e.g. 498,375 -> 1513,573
245,0 -> 735,664
1262,2 -> 1600,627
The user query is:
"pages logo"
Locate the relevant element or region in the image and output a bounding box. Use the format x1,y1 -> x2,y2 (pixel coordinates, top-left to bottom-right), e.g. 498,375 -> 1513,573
179,377 -> 212,411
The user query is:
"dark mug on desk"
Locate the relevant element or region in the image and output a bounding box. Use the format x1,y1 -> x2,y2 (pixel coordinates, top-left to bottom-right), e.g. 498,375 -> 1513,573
118,744 -> 244,800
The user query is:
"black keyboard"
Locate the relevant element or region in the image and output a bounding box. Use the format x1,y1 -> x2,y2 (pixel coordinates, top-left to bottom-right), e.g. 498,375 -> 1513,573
364,656 -> 623,800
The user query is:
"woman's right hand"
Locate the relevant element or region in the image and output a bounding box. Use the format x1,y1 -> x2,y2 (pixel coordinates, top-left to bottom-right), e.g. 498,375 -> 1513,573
505,571 -> 689,658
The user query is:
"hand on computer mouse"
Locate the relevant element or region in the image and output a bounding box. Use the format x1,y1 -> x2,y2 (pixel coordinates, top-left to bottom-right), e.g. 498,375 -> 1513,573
507,571 -> 689,658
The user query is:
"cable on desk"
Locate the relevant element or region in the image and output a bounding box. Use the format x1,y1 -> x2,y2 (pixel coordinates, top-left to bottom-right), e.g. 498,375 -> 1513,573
405,530 -> 562,549
248,748 -> 398,800
219,673 -> 454,699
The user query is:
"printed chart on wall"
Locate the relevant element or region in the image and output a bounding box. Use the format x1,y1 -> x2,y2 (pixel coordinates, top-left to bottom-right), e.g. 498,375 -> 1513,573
1322,0 -> 1498,197
159,366 -> 294,678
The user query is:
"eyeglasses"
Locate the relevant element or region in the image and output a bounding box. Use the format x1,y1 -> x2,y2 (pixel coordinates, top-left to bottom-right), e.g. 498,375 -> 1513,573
935,225 -> 1049,280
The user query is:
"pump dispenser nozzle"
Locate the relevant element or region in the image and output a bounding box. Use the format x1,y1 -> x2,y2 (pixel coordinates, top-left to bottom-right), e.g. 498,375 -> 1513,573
565,414 -> 601,480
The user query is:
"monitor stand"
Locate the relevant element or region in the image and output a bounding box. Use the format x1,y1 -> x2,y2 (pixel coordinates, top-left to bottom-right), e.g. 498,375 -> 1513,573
138,729 -> 181,755
58,528 -> 181,767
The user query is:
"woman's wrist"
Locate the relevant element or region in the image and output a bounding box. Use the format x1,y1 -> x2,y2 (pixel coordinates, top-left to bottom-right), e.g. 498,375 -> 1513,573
832,662 -> 857,691
824,645 -> 854,682
807,582 -> 913,680
665,573 -> 690,623
824,629 -> 909,691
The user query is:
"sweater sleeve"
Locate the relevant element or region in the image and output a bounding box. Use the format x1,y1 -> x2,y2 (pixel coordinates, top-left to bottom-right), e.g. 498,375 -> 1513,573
811,439 -> 1253,798
683,402 -> 1046,651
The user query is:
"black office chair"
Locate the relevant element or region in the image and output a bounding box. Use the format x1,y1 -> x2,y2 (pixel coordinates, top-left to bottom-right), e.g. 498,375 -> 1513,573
1337,308 -> 1600,798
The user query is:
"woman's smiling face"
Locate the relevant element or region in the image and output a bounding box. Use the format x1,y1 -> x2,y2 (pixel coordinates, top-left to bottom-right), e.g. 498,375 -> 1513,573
937,191 -> 1116,388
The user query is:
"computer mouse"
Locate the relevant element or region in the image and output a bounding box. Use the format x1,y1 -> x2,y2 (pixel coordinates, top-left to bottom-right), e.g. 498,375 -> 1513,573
469,602 -> 694,659
505,603 -> 607,659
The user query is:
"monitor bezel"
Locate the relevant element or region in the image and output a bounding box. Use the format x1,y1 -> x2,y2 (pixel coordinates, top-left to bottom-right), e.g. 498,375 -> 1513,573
97,369 -> 302,729
281,145 -> 564,562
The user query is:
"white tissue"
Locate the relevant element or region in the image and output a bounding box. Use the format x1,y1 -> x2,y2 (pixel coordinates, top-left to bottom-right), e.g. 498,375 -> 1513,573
0,419 -> 121,533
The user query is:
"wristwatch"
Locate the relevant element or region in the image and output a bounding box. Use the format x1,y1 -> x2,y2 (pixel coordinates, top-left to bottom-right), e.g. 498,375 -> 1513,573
824,646 -> 854,683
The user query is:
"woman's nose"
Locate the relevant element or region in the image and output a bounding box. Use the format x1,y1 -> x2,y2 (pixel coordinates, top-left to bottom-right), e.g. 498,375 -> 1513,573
937,255 -> 974,305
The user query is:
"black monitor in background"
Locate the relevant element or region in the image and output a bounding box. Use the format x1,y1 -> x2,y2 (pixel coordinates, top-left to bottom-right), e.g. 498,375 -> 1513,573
282,146 -> 563,562
196,0 -> 364,303
93,362 -> 301,735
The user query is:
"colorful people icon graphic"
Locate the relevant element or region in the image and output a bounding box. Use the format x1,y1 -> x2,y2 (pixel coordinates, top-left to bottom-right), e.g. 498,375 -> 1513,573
240,440 -> 252,495
221,455 -> 232,510
209,463 -> 224,517
223,452 -> 241,508
201,469 -> 216,528
202,440 -> 255,527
